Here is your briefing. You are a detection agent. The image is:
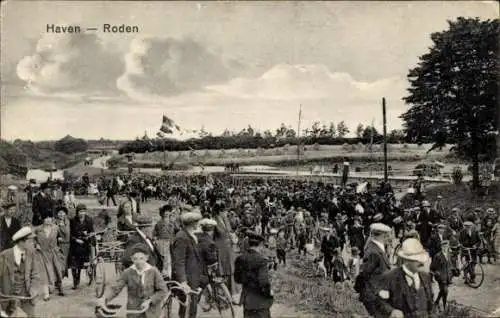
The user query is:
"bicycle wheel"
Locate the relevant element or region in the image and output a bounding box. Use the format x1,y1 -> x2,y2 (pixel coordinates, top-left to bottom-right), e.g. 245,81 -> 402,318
94,261 -> 107,298
465,263 -> 484,289
199,285 -> 214,313
86,263 -> 95,286
213,283 -> 235,318
162,293 -> 174,318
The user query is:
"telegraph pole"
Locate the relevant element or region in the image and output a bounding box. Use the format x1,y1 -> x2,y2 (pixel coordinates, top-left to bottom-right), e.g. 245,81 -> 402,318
296,104 -> 302,176
382,98 -> 388,182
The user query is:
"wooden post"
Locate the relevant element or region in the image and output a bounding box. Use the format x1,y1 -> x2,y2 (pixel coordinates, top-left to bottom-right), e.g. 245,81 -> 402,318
383,98 -> 388,182
296,104 -> 302,176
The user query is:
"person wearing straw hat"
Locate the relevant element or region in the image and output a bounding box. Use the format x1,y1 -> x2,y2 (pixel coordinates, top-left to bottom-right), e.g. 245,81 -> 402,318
0,202 -> 22,252
371,238 -> 433,318
234,231 -> 274,318
355,223 -> 391,316
0,226 -> 42,318
171,209 -> 203,318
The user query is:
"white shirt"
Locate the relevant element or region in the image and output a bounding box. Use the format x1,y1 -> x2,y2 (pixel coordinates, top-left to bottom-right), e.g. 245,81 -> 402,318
13,245 -> 24,266
402,264 -> 421,290
371,238 -> 385,253
130,263 -> 152,285
4,217 -> 11,228
125,215 -> 133,225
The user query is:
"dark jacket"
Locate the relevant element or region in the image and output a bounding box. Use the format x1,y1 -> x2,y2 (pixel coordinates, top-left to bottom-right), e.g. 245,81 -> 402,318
427,232 -> 450,258
32,193 -> 54,226
356,240 -> 391,308
0,216 -> 21,252
69,215 -> 95,268
371,267 -> 433,318
321,235 -> 340,257
171,230 -> 205,289
234,248 -> 274,310
430,251 -> 452,285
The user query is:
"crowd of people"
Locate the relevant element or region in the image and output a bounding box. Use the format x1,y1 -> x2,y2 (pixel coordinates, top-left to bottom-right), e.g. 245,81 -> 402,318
0,171 -> 499,318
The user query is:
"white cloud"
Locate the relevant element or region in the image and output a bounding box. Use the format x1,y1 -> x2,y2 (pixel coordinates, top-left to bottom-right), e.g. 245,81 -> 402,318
116,37 -> 247,100
206,64 -> 408,104
16,33 -> 123,95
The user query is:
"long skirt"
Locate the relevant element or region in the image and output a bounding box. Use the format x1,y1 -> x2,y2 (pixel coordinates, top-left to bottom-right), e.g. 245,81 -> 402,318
36,248 -> 64,296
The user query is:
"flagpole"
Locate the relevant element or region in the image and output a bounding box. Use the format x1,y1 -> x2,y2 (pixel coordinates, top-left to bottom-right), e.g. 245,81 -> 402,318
370,118 -> 374,177
296,104 -> 302,176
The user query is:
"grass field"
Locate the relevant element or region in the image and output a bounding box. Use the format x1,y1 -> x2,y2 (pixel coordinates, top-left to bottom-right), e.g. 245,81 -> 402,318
111,144 -> 461,174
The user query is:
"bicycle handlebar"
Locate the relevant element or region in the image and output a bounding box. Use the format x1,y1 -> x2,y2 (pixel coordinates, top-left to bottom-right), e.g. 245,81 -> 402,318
0,292 -> 36,302
95,303 -> 149,318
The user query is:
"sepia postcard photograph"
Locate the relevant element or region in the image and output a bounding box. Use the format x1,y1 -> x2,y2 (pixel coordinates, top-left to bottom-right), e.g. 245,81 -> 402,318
0,1 -> 499,318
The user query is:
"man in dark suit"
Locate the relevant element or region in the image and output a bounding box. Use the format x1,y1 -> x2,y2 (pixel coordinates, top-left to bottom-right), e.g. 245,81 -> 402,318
0,227 -> 43,318
430,240 -> 453,310
0,203 -> 22,252
427,224 -> 451,258
356,223 -> 392,316
414,205 -> 432,249
171,210 -> 204,318
371,238 -> 433,318
31,183 -> 54,226
458,221 -> 481,284
320,228 -> 340,277
234,231 -> 274,318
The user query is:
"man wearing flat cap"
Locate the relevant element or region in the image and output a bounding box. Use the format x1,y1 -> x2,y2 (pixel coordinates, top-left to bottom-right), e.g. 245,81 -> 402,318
0,202 -> 22,252
355,223 -> 392,316
0,227 -> 43,317
234,231 -> 274,318
370,238 -> 433,318
458,221 -> 481,284
32,183 -> 55,226
171,210 -> 204,318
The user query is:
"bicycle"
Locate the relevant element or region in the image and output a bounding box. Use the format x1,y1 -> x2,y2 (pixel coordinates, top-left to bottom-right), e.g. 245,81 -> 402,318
84,228 -> 137,297
95,301 -> 150,318
0,293 -> 36,318
162,280 -> 203,318
199,264 -> 235,318
458,246 -> 484,289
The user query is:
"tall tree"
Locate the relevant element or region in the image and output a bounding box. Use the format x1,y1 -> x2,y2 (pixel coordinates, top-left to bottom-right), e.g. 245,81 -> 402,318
401,17 -> 498,189
328,122 -> 337,138
355,123 -> 364,138
337,121 -> 350,138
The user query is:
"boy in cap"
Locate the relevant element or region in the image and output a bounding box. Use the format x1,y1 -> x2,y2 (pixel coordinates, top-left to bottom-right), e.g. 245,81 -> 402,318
0,227 -> 42,318
430,240 -> 453,310
171,210 -> 203,318
234,231 -> 274,318
97,245 -> 167,318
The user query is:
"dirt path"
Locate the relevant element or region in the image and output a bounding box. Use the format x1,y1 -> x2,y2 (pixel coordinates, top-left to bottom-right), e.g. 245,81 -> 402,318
35,267 -> 308,318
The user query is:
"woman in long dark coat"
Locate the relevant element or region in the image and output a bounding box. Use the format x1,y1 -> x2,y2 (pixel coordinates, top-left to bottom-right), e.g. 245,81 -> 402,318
69,204 -> 95,290
212,204 -> 235,296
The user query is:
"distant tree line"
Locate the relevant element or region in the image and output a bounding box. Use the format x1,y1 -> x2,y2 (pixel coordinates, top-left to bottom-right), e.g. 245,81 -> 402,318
118,121 -> 409,154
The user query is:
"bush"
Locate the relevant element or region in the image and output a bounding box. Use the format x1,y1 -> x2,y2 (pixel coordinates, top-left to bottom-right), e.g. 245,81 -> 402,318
312,143 -> 321,151
452,166 -> 464,184
283,144 -> 290,151
54,135 -> 88,154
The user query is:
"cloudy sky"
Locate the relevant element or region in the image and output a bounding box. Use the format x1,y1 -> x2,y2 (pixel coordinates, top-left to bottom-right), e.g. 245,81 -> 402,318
1,1 -> 497,140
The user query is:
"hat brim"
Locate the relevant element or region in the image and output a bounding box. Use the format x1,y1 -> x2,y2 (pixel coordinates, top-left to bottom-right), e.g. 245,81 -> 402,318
397,251 -> 429,264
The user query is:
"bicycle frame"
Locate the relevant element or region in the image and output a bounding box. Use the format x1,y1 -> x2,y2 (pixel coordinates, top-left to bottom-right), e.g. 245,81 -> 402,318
0,293 -> 36,318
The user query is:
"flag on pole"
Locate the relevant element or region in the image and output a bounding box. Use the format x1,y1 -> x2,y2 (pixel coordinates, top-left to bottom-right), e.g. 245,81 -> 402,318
160,115 -> 175,134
